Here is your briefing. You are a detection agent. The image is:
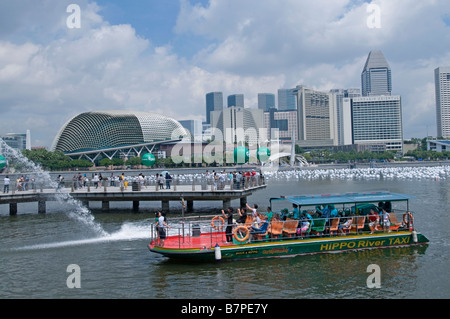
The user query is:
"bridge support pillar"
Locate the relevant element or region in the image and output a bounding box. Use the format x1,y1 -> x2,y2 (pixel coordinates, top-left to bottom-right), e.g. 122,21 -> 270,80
162,200 -> 169,212
187,200 -> 194,212
240,196 -> 247,208
10,203 -> 17,216
102,200 -> 110,211
38,200 -> 46,214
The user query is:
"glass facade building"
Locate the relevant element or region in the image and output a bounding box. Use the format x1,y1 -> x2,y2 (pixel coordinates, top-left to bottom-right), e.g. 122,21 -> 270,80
206,92 -> 224,124
258,93 -> 276,111
227,94 -> 244,108
278,88 -> 297,110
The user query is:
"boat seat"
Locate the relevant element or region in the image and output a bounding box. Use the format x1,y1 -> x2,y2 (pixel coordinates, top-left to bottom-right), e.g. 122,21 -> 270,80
351,216 -> 366,234
268,220 -> 284,238
327,218 -> 340,236
282,219 -> 299,237
311,218 -> 326,236
389,212 -> 402,226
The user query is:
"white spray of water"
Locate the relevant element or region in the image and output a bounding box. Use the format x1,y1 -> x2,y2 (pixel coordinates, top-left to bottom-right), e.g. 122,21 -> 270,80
14,221 -> 151,251
0,138 -> 107,236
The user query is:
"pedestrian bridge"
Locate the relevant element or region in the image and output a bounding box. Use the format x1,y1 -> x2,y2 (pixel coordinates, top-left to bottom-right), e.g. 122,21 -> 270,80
0,180 -> 266,215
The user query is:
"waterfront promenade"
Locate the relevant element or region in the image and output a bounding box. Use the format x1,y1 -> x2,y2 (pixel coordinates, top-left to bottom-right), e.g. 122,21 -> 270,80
0,179 -> 266,215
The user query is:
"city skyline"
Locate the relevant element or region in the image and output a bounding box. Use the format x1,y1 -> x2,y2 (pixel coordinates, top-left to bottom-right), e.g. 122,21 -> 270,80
1,0 -> 450,148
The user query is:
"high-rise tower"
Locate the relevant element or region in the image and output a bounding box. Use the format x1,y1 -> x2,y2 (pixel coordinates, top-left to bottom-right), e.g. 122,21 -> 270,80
361,50 -> 392,96
205,92 -> 223,124
435,67 -> 450,138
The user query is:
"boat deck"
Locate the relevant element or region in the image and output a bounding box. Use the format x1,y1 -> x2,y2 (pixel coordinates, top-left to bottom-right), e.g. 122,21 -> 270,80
156,232 -> 235,249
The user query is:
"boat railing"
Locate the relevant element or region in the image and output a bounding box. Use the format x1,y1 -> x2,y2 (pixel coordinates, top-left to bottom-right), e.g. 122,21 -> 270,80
149,210 -> 416,248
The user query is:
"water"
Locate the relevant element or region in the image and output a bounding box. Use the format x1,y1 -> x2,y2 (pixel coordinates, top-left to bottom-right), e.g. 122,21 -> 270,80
1,164 -> 450,299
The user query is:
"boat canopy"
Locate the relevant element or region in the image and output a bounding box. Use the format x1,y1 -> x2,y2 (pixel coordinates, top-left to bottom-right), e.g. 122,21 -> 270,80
271,191 -> 415,207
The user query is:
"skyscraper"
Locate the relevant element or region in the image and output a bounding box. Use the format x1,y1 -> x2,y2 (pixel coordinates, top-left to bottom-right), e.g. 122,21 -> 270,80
294,85 -> 337,146
227,94 -> 244,108
258,93 -> 276,111
330,88 -> 361,145
342,96 -> 403,152
278,88 -> 297,110
361,50 -> 392,96
435,67 -> 450,138
205,92 -> 223,124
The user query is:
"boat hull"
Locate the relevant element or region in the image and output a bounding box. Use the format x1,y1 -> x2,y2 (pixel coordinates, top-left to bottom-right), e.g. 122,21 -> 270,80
148,231 -> 429,262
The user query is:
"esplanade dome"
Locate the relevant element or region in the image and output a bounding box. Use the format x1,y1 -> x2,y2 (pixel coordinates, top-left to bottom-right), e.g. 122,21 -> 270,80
51,110 -> 190,153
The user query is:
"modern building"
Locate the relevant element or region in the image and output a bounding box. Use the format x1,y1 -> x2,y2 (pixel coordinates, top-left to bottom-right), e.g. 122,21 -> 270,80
294,85 -> 338,147
361,50 -> 392,97
205,92 -> 224,124
264,109 -> 298,142
257,93 -> 276,111
51,110 -> 190,162
427,140 -> 450,152
342,96 -> 403,152
210,106 -> 265,146
278,88 -> 297,111
179,119 -> 203,142
227,94 -> 244,108
434,67 -> 450,138
330,88 -> 361,145
0,130 -> 31,150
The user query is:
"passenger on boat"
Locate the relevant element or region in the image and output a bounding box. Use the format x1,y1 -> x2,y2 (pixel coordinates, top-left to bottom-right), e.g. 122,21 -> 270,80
368,208 -> 379,234
264,206 -> 274,221
221,208 -> 234,243
249,215 -> 269,240
301,211 -> 314,227
381,208 -> 391,232
280,208 -> 289,221
297,219 -> 310,235
292,204 -> 300,219
329,205 -> 338,218
338,218 -> 352,234
246,203 -> 259,219
236,208 -> 248,224
157,212 -> 170,246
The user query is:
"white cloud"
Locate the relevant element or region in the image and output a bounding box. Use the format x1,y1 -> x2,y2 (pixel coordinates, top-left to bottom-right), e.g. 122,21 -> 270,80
1,0 -> 450,148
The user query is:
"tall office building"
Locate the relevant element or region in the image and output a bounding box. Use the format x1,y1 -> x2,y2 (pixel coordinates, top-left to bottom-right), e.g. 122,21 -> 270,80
264,109 -> 298,141
210,106 -> 265,146
330,88 -> 361,145
361,50 -> 392,96
342,96 -> 403,152
227,94 -> 244,108
435,67 -> 450,138
294,85 -> 337,146
258,93 -> 276,111
278,88 -> 297,110
205,92 -> 224,124
0,130 -> 31,150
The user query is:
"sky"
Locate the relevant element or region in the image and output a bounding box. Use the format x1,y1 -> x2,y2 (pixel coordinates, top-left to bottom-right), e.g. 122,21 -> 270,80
1,0 -> 450,148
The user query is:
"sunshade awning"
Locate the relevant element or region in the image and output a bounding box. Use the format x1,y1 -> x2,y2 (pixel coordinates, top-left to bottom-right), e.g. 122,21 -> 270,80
278,191 -> 414,206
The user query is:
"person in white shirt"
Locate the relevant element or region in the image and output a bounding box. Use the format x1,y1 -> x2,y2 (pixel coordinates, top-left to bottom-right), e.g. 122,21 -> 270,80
3,176 -> 10,193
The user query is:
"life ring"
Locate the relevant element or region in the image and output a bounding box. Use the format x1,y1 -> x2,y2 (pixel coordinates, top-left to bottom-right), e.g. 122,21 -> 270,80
233,225 -> 250,242
403,211 -> 414,229
211,216 -> 225,231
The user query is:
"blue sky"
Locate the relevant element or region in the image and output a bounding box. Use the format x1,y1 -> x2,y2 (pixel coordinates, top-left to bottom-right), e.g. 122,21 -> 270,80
1,0 -> 450,148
